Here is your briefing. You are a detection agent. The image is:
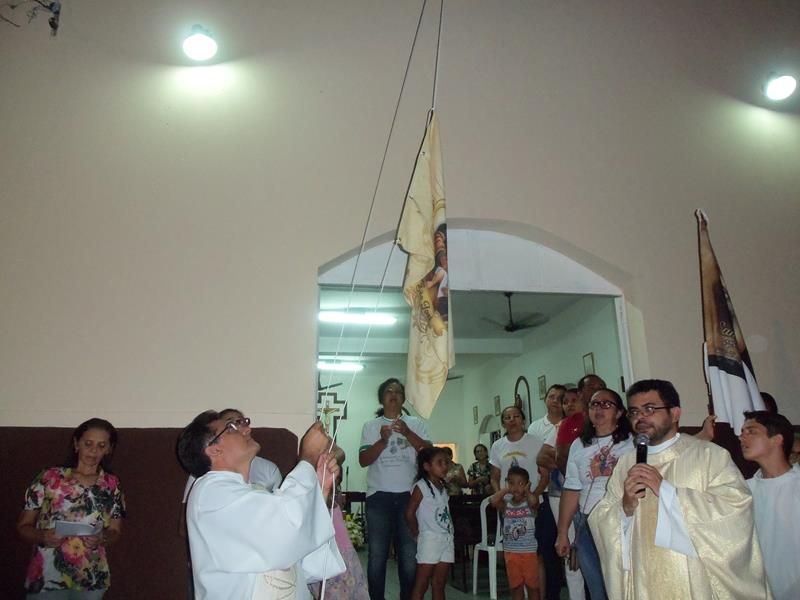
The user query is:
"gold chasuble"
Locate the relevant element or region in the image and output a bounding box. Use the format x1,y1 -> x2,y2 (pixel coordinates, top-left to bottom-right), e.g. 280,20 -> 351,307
589,435 -> 770,600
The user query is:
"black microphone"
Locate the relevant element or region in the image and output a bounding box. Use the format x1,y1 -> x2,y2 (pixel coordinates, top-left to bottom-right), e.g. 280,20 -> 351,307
635,433 -> 650,464
635,433 -> 649,496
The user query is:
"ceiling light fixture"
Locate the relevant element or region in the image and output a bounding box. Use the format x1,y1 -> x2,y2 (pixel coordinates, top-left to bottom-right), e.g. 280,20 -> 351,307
317,361 -> 364,372
764,74 -> 797,101
318,311 -> 397,326
183,24 -> 218,61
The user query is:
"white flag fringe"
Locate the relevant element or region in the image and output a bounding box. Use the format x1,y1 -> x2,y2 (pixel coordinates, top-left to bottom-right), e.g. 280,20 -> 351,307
396,111 -> 454,419
697,209 -> 764,434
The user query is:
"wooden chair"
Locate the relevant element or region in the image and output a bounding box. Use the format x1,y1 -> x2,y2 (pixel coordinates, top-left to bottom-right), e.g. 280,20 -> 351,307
449,494 -> 485,590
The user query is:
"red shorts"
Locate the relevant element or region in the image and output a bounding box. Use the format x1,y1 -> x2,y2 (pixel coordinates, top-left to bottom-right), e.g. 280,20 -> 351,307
504,551 -> 539,590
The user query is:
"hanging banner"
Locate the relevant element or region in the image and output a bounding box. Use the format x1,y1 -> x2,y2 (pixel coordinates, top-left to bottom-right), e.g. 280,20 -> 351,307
697,209 -> 763,434
396,111 -> 454,419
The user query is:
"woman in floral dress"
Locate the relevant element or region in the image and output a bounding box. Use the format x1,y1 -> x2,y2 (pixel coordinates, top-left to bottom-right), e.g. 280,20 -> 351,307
16,418 -> 126,599
466,444 -> 493,495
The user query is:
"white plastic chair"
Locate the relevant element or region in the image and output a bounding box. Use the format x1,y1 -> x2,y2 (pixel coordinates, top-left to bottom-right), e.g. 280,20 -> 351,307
472,496 -> 503,599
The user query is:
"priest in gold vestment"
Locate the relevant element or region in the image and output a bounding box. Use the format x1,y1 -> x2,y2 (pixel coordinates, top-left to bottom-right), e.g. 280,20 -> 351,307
589,379 -> 771,600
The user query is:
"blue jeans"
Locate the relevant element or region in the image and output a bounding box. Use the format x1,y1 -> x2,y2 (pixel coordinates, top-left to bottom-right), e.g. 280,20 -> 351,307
573,512 -> 607,600
366,491 -> 417,600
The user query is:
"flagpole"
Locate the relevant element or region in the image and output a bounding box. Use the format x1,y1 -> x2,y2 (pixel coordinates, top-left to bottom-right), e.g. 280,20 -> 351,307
695,209 -> 714,417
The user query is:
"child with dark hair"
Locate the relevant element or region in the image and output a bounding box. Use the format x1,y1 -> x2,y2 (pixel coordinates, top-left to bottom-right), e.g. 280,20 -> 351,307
490,466 -> 540,600
404,446 -> 453,600
740,410 -> 800,600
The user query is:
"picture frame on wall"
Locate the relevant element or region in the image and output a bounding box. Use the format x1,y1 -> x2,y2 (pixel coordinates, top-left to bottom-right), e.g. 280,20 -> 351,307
473,405 -> 479,425
494,395 -> 501,416
537,375 -> 547,400
490,430 -> 502,445
583,352 -> 595,375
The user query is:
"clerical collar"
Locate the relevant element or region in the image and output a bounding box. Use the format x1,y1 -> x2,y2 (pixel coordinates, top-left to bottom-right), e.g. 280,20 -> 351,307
648,433 -> 680,454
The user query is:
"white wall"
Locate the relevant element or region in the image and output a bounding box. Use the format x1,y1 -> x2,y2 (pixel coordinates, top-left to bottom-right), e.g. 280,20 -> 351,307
2,2 -> 798,433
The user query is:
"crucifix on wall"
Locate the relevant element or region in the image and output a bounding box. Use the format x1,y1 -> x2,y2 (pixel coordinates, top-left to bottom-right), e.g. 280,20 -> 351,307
316,391 -> 347,434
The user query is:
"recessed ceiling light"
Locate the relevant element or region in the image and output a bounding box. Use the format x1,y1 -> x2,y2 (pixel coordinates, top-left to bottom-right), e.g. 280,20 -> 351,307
183,25 -> 218,61
318,311 -> 397,326
764,74 -> 797,101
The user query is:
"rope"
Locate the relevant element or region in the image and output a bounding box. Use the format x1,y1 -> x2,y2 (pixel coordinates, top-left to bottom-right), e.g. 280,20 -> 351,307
318,1 -> 446,597
432,0 -> 444,111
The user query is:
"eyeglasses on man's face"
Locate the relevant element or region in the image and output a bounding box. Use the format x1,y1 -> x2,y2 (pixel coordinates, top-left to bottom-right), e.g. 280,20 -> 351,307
588,400 -> 618,411
627,405 -> 671,419
207,417 -> 251,446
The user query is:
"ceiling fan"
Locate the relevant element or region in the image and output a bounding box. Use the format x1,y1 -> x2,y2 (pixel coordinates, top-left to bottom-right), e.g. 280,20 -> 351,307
483,292 -> 549,333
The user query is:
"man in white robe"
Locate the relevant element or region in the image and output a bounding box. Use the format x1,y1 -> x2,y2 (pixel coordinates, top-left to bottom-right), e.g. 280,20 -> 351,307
589,379 -> 770,600
740,410 -> 800,600
177,411 -> 345,600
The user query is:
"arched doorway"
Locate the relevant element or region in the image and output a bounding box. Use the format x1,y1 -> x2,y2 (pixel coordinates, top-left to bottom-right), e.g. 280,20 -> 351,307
317,223 -> 637,489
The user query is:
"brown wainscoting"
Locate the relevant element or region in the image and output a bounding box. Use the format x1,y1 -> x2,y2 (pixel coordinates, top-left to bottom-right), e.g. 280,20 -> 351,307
1,426 -> 298,600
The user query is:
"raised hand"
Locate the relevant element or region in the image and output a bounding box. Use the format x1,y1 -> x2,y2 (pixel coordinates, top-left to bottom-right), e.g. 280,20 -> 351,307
316,452 -> 340,497
300,422 -> 333,466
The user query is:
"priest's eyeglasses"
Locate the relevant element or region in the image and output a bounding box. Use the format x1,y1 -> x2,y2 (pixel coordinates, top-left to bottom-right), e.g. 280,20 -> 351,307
588,400 -> 618,410
628,405 -> 671,418
208,417 -> 251,446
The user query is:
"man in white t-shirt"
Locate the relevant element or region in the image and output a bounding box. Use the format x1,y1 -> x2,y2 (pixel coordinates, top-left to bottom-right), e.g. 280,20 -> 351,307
740,410 -> 800,600
528,384 -> 566,442
526,385 -> 565,600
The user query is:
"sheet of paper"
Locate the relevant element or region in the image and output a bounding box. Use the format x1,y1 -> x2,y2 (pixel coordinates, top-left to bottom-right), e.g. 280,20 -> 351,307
54,520 -> 102,537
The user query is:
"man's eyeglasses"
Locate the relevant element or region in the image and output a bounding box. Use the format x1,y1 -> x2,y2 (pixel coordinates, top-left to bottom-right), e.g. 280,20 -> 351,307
207,417 -> 251,446
628,405 -> 671,418
588,400 -> 618,410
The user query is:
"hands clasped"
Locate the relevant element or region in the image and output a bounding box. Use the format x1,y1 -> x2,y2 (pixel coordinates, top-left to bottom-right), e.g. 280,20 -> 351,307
390,419 -> 410,437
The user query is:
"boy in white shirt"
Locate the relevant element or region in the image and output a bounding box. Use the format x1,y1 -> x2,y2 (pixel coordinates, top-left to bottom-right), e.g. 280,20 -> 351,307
740,410 -> 800,600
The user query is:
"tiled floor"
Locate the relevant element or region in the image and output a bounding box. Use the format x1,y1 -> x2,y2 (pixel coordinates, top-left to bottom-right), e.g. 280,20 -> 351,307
359,550 -> 571,600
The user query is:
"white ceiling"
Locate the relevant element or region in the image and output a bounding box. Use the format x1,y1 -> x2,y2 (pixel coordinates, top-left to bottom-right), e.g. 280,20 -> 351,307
2,1 -> 795,114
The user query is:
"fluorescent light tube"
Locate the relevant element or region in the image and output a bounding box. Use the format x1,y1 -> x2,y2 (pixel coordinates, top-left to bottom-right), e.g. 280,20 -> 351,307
318,311 -> 397,326
317,361 -> 365,372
